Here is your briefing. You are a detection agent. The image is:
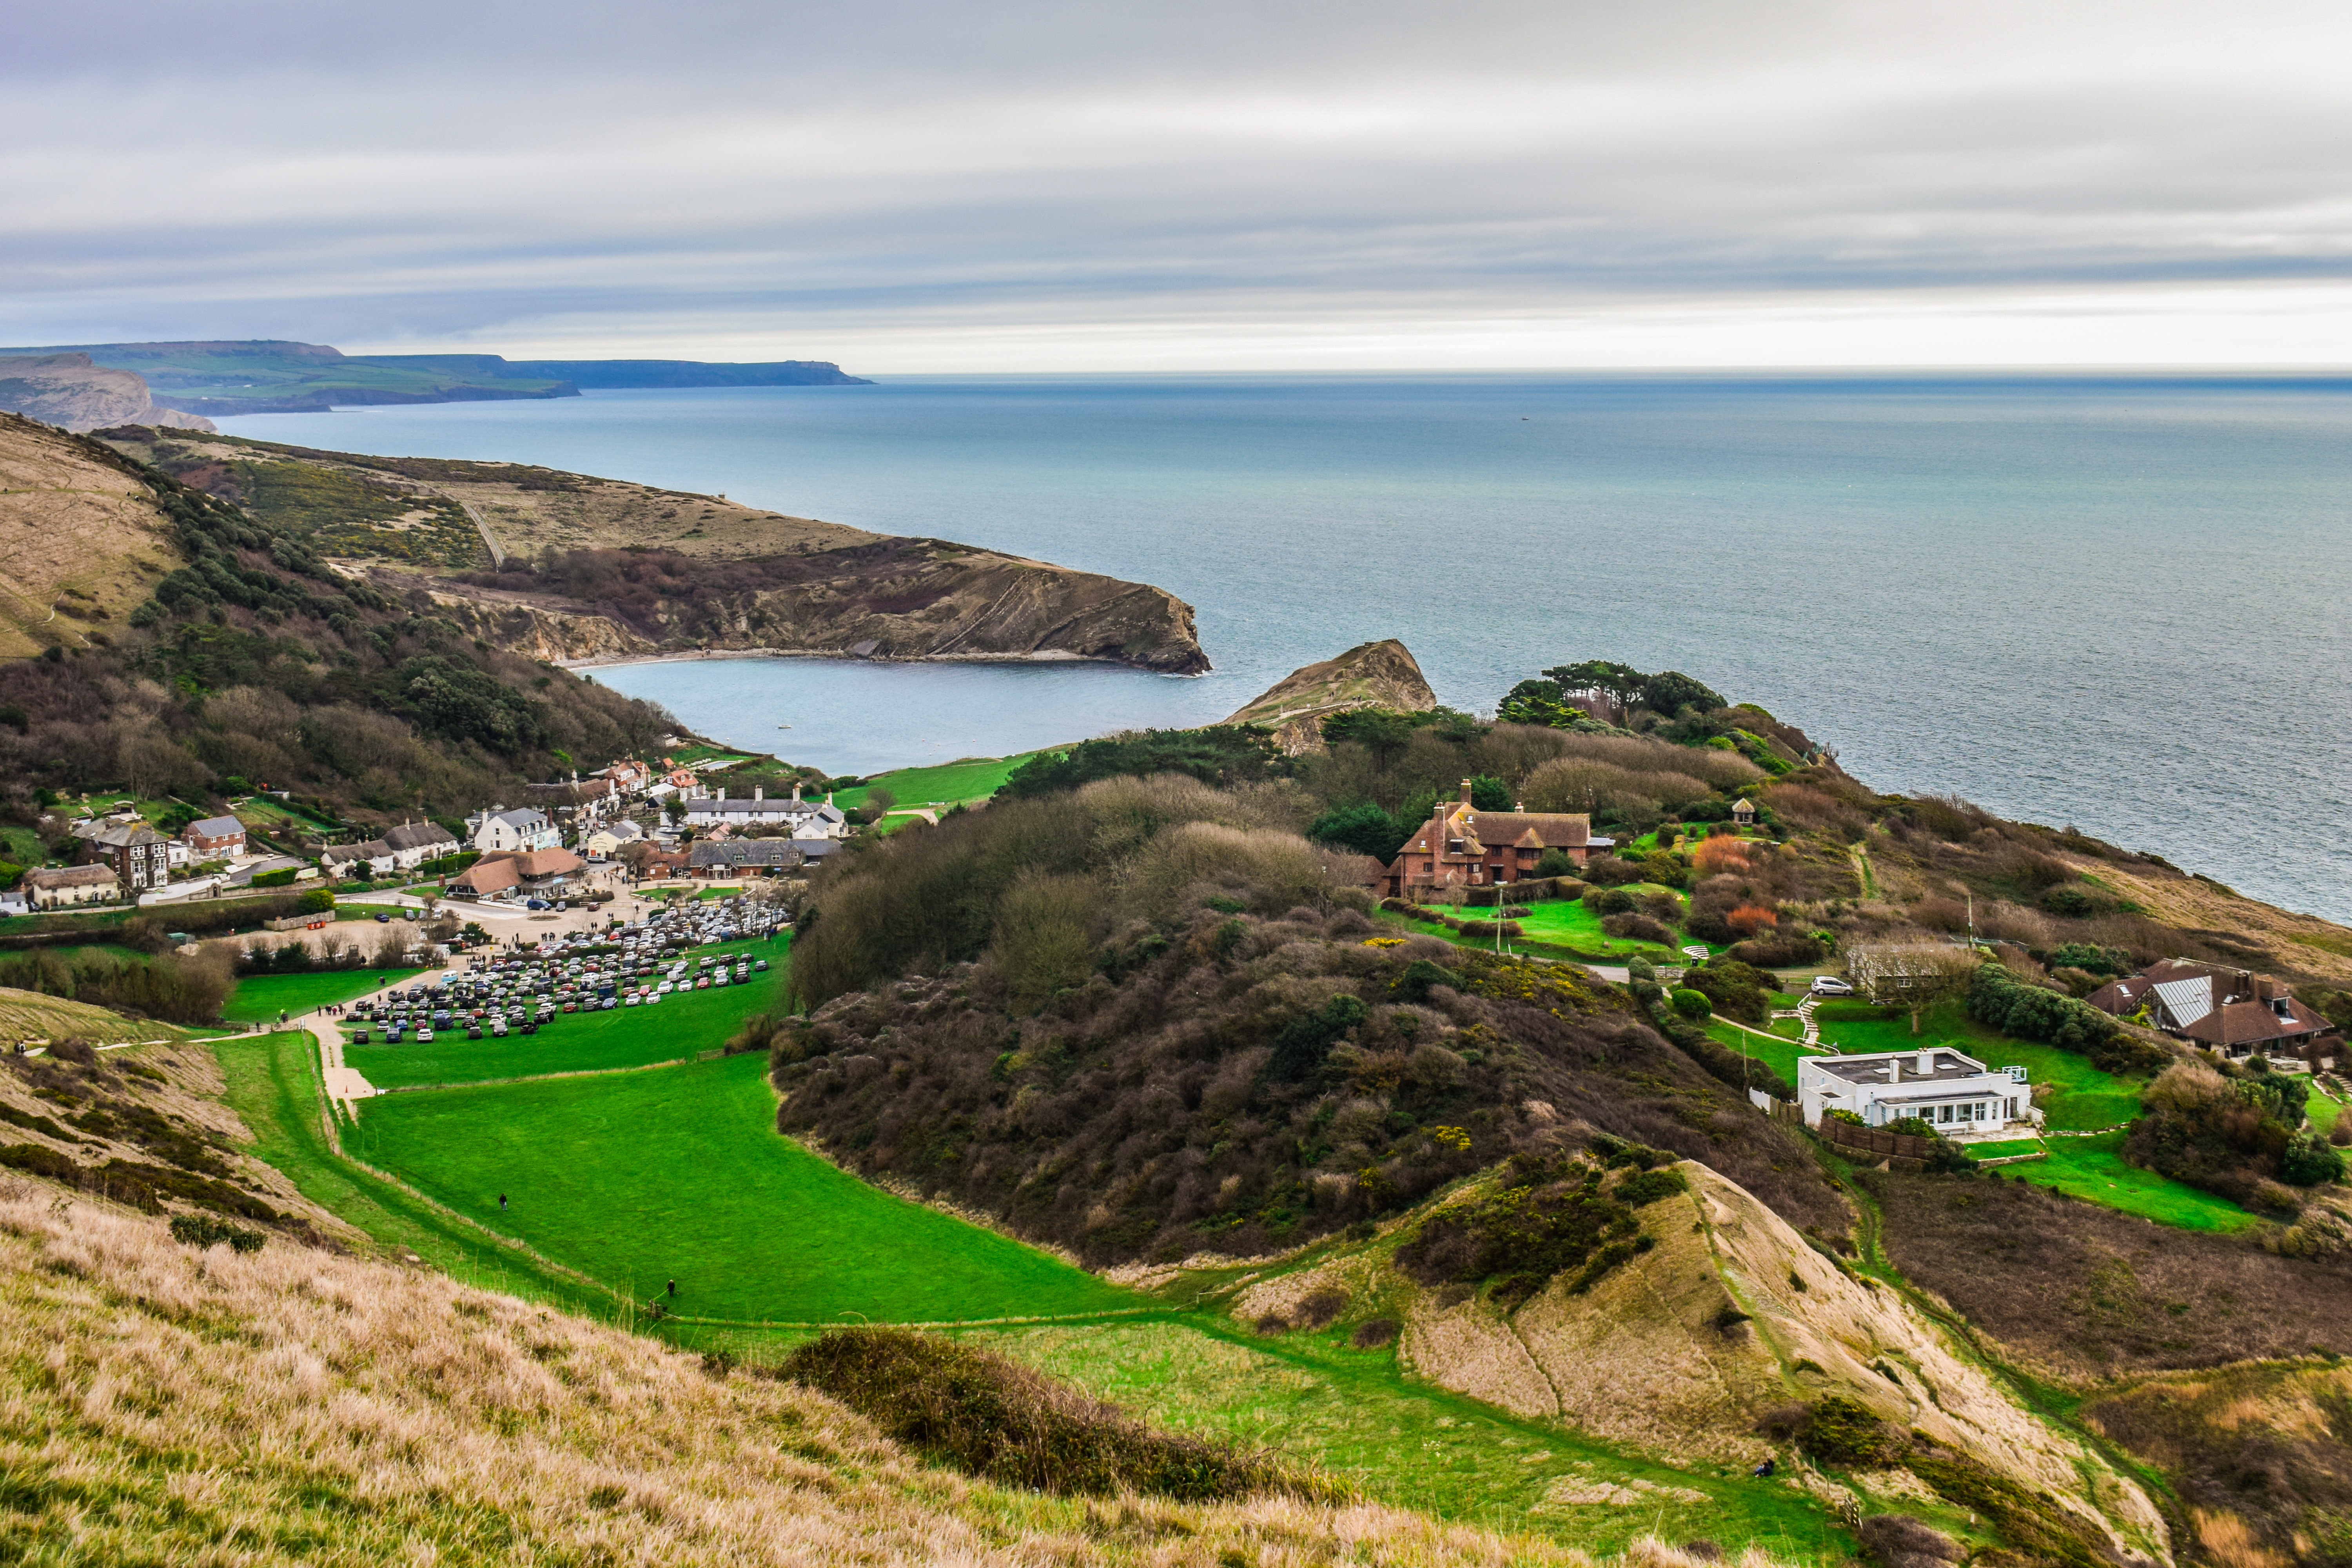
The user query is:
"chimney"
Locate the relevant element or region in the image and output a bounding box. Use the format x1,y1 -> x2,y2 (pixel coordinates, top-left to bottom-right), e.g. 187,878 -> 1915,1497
754,787 -> 763,801
791,781 -> 802,801
1459,779 -> 1474,805
1917,1050 -> 1935,1076
717,786 -> 726,801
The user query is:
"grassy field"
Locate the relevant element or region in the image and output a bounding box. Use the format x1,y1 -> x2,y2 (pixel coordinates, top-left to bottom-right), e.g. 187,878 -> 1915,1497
345,935 -> 788,1087
0,910 -> 134,938
1506,895 -> 1687,958
350,1051 -> 1129,1324
209,1031 -> 621,1315
2010,1133 -> 2260,1233
221,967 -> 427,1023
831,753 -> 1038,810
971,1318 -> 1850,1558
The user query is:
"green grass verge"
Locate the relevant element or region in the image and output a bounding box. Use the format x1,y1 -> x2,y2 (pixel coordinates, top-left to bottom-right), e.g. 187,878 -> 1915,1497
1706,1020 -> 1821,1087
345,935 -> 788,1087
2305,1087 -> 2342,1136
832,753 -> 1039,810
0,910 -> 135,937
1965,1139 -> 2046,1159
2009,1133 -> 2259,1233
221,968 -> 427,1023
209,1031 -> 620,1316
968,1318 -> 1851,1557
348,1051 -> 1130,1324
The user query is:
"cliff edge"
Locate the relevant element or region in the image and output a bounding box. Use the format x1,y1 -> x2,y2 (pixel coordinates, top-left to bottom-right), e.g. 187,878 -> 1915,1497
0,355 -> 216,434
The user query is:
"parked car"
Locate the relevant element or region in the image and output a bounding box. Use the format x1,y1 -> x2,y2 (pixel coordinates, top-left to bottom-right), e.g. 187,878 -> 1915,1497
1810,976 -> 1855,996
467,1025 -> 482,1040
526,899 -> 549,911
352,1029 -> 370,1044
375,912 -> 392,923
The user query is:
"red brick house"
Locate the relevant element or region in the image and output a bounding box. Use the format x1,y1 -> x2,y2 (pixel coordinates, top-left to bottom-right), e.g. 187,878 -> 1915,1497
1378,780 -> 1613,899
180,815 -> 247,860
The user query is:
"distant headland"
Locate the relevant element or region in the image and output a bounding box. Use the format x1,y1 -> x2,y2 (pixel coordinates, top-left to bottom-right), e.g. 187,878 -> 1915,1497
0,339 -> 871,419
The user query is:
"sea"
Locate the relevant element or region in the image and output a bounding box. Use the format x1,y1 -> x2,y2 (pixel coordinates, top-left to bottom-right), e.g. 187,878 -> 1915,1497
216,372 -> 2352,922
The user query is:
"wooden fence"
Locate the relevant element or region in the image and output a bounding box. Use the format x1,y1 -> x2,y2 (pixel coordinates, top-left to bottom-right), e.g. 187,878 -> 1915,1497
1818,1120 -> 1936,1161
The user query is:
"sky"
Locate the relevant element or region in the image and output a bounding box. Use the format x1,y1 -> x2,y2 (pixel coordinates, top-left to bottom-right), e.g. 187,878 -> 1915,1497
6,0 -> 2351,371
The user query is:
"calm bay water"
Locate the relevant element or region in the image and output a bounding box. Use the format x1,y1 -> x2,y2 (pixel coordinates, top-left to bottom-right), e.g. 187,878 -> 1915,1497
220,373 -> 2352,920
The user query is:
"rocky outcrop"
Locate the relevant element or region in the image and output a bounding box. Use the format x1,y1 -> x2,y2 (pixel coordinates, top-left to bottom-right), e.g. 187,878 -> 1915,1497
1223,638 -> 1437,752
0,356 -> 215,434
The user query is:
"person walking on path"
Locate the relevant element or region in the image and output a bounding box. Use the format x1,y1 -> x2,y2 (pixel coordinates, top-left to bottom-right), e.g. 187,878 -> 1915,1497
498,1193 -> 508,1212
666,1278 -> 676,1299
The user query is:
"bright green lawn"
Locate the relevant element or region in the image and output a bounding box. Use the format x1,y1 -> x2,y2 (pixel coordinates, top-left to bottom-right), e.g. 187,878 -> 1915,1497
223,967 -> 427,1023
1505,896 -> 1684,957
1706,1020 -> 1821,1087
832,753 -> 1039,810
210,1031 -> 617,1315
350,1051 -> 1129,1324
346,936 -> 789,1088
1810,1003 -> 2145,1131
2306,1087 -> 2342,1136
1965,1139 -> 2046,1159
2011,1133 -> 2260,1233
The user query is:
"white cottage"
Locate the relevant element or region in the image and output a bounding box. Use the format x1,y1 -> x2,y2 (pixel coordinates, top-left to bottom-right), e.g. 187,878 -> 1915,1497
1798,1048 -> 2032,1136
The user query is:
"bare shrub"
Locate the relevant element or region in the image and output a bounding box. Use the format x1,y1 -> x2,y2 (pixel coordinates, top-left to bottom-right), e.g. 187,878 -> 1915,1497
1857,1514 -> 1960,1568
1294,1287 -> 1348,1328
1351,1317 -> 1400,1348
784,1327 -> 1323,1500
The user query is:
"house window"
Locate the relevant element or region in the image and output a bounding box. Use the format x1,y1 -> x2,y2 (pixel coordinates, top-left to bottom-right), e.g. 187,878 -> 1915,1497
1938,1105 -> 1953,1123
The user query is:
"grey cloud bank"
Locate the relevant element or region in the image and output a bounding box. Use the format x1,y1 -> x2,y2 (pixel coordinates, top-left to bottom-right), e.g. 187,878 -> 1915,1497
7,0 -> 2350,367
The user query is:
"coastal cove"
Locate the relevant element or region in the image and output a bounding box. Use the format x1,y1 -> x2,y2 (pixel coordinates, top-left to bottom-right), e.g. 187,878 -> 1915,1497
221,371 -> 2352,920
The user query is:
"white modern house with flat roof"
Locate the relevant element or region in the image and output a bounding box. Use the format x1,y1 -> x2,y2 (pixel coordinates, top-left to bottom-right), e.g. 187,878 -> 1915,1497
1798,1048 -> 2033,1136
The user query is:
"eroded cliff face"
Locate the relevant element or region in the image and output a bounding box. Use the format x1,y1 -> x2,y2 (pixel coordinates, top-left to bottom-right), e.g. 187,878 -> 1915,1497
0,357 -> 215,435
1229,1162 -> 2171,1568
100,427 -> 1210,675
410,542 -> 1205,671
1224,637 -> 1437,751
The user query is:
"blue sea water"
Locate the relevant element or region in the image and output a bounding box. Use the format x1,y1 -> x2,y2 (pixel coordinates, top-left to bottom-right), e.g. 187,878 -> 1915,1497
218,373 -> 2352,921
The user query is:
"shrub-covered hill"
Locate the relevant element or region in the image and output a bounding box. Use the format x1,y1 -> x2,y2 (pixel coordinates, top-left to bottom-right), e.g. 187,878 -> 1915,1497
0,412 -> 670,827
769,776 -> 1847,1265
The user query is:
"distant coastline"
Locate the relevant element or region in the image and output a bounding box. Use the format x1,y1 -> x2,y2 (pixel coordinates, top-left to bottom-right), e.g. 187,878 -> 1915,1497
561,645 -> 1203,674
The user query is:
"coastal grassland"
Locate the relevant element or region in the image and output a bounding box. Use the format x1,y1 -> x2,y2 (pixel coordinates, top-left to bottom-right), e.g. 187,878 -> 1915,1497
348,1051 -> 1130,1324
833,753 -> 1042,811
0,910 -> 133,938
0,1190 -> 1616,1567
964,1318 -> 1848,1559
346,935 -> 786,1088
2007,1132 -> 2260,1232
0,987 -> 187,1045
209,1029 -> 616,1314
221,966 -> 427,1023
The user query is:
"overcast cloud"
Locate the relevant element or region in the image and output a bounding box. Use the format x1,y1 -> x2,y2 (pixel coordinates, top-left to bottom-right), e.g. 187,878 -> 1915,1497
5,0 -> 2349,368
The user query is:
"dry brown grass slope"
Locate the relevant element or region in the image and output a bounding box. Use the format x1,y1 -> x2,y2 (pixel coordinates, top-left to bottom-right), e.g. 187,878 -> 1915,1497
0,1180 -> 1788,1566
0,414 -> 183,657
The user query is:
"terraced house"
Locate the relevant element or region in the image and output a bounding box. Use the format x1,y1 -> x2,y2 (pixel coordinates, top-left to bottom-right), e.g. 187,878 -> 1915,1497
1377,779 -> 1611,898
